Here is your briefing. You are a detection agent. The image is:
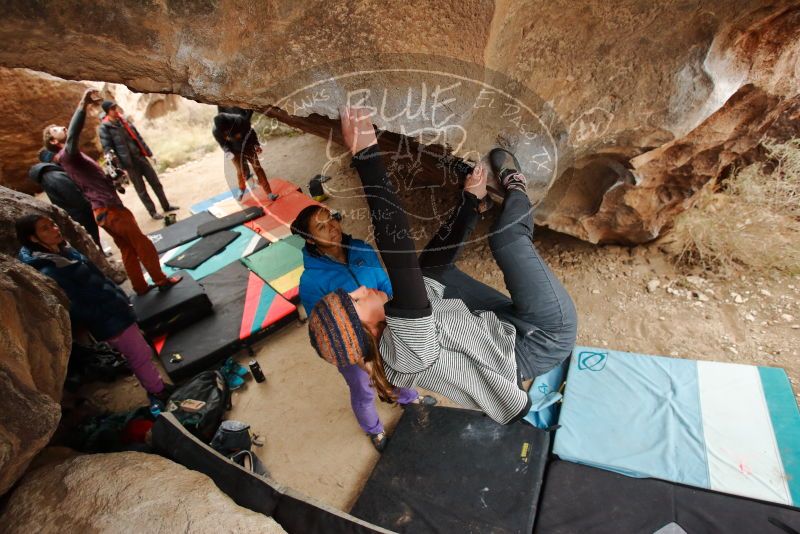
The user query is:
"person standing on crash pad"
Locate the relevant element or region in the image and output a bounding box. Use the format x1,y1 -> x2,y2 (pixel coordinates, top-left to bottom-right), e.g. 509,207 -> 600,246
42,88 -> 182,295
212,110 -> 277,202
16,214 -> 172,402
97,100 -> 179,220
291,205 -> 437,452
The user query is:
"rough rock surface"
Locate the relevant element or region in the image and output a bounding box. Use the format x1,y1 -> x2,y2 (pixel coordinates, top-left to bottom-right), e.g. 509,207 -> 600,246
0,67 -> 101,194
0,1 -> 797,242
547,85 -> 800,242
1,451 -> 287,533
0,185 -> 125,283
0,254 -> 71,495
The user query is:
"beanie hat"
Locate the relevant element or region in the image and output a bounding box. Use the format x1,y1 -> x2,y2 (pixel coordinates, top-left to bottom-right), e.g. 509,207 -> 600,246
308,289 -> 368,368
101,100 -> 117,114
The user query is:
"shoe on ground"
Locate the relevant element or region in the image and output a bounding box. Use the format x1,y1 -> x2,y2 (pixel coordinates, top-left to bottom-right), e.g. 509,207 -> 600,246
156,274 -> 183,292
369,431 -> 388,452
411,394 -> 438,407
150,212 -> 164,220
165,205 -> 180,212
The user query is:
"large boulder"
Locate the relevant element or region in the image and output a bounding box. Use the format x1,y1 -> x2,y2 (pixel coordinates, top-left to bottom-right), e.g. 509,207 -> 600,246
0,186 -> 125,283
0,254 -> 71,496
1,451 -> 287,533
0,1 -> 797,242
0,67 -> 101,194
545,84 -> 800,242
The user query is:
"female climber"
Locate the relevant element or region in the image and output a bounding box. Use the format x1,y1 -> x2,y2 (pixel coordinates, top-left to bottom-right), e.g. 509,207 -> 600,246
16,214 -> 171,401
306,107 -> 577,424
291,204 -> 436,451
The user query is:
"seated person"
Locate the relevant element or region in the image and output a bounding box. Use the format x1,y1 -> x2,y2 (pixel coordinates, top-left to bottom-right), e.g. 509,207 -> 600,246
292,205 -> 435,451
307,107 -> 578,425
17,214 -> 172,401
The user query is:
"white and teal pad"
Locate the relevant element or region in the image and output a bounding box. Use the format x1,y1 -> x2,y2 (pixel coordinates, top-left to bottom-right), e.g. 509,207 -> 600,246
152,225 -> 267,282
553,346 -> 800,507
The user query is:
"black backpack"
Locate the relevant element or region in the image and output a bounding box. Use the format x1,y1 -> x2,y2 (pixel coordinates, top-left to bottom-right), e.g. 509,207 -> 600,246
166,370 -> 231,442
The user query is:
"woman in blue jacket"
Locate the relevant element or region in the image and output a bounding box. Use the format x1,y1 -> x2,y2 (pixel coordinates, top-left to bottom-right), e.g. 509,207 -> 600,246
16,214 -> 169,398
292,205 -> 435,451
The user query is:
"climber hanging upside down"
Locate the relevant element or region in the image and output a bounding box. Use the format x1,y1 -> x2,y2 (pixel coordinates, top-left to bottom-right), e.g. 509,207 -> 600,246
306,106 -> 578,425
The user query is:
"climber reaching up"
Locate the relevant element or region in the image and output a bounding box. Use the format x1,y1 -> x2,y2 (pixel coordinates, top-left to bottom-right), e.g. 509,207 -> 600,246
306,106 -> 578,424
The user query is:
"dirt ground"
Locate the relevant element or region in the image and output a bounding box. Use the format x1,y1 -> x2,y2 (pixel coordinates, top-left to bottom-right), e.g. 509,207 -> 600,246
77,132 -> 799,513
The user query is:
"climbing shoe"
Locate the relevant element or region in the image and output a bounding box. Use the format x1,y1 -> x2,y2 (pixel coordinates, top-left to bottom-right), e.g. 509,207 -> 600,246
156,275 -> 183,292
410,394 -> 438,406
369,431 -> 388,452
489,147 -> 527,193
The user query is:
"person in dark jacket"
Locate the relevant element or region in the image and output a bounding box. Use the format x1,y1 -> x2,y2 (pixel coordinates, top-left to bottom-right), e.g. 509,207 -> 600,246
212,111 -> 276,201
29,149 -> 101,246
16,214 -> 169,398
291,205 -> 435,451
97,100 -> 178,219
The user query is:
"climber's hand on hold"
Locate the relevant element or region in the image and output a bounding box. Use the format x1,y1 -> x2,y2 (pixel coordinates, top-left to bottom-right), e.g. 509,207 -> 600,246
340,106 -> 378,156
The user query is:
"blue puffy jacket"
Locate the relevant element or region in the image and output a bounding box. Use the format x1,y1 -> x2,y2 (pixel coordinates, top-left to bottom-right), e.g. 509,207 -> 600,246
299,235 -> 393,313
19,245 -> 136,340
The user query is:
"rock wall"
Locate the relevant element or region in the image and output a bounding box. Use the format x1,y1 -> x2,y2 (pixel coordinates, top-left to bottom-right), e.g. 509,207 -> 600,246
1,451 -> 287,533
0,1 -> 796,242
0,254 -> 71,496
0,68 -> 101,194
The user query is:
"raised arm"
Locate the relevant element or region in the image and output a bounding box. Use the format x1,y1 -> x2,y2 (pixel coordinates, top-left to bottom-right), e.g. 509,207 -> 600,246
66,89 -> 98,156
342,107 -> 429,312
418,164 -> 487,271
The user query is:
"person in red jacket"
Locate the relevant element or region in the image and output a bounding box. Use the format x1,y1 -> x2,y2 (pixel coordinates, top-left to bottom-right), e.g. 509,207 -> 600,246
42,89 -> 182,295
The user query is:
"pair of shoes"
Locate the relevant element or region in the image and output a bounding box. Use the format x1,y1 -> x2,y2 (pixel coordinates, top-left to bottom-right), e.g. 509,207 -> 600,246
220,357 -> 247,390
368,431 -> 388,452
156,274 -> 183,292
410,394 -> 438,407
164,205 -> 180,212
488,148 -> 527,193
150,212 -> 164,220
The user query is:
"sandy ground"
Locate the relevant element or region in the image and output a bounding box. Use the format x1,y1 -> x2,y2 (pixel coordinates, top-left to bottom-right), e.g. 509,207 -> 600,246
74,133 -> 799,513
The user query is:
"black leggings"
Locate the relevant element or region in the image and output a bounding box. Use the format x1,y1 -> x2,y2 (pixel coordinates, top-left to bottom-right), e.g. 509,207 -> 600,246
351,146 -> 479,312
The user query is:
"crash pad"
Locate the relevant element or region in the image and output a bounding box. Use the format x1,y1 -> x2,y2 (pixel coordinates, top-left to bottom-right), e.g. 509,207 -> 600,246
147,211 -> 217,254
351,405 -> 550,533
157,225 -> 268,281
553,346 -> 800,507
197,206 -> 265,237
165,230 -> 239,270
130,272 -> 212,338
241,235 -> 305,301
154,262 -> 297,381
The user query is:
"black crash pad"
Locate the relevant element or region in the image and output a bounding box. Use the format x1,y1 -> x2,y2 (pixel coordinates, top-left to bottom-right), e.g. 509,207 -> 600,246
131,272 -> 212,338
534,460 -> 800,534
164,230 -> 239,270
147,211 -> 217,254
351,405 -> 550,533
152,413 -> 389,534
196,206 -> 264,237
154,262 -> 297,381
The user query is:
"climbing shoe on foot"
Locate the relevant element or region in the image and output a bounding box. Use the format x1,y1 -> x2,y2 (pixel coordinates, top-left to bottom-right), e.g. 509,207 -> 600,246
369,431 -> 388,452
156,275 -> 183,292
489,148 -> 527,193
410,394 -> 438,406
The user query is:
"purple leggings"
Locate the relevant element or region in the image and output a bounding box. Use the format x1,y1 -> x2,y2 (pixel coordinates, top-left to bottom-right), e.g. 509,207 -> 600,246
107,324 -> 165,394
338,363 -> 418,435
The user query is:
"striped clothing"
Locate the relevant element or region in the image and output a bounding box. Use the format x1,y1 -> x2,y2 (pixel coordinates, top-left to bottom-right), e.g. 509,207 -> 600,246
380,277 -> 529,424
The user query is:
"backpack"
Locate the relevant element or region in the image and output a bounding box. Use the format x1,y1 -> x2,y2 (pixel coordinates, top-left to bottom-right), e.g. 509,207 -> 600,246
166,370 -> 231,442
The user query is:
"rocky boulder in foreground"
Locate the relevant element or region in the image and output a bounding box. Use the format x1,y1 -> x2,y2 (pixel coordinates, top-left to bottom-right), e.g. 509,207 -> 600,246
1,451 -> 287,533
